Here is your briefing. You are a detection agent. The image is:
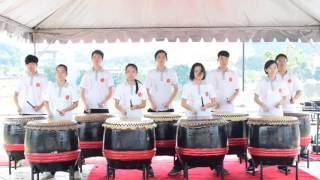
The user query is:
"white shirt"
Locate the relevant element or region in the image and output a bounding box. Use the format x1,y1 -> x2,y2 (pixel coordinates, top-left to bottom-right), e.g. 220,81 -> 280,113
44,82 -> 79,120
114,80 -> 147,118
207,68 -> 240,112
277,72 -> 303,113
145,68 -> 179,111
181,81 -> 216,117
15,73 -> 48,114
254,76 -> 289,116
80,68 -> 114,109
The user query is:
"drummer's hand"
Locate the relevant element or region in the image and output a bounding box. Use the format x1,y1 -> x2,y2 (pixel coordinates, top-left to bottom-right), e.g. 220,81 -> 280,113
17,106 -> 22,114
164,101 -> 171,109
214,101 -> 220,109
48,111 -> 54,118
262,104 -> 269,112
191,109 -> 197,115
58,109 -> 65,116
274,102 -> 281,109
151,103 -> 157,111
131,105 -> 139,110
84,104 -> 90,112
33,105 -> 42,112
290,97 -> 295,104
121,110 -> 127,116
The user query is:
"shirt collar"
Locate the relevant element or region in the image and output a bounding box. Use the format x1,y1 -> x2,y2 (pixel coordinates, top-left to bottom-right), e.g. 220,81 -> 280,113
217,67 -> 229,72
56,81 -> 69,88
26,71 -> 39,77
156,66 -> 168,72
92,67 -> 104,72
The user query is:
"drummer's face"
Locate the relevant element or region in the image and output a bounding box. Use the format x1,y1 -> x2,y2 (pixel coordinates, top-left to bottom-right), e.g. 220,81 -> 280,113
218,56 -> 229,68
92,54 -> 103,67
266,63 -> 278,77
156,53 -> 167,67
55,67 -> 67,81
126,66 -> 137,80
194,66 -> 204,80
26,63 -> 37,74
276,57 -> 287,71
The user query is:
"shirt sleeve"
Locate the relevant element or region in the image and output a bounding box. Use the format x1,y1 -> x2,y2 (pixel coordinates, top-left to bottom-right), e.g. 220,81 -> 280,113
144,71 -> 152,89
79,71 -> 88,89
107,72 -> 114,87
15,77 -> 24,93
71,85 -> 79,103
181,84 -> 189,99
208,84 -> 216,99
113,85 -> 121,100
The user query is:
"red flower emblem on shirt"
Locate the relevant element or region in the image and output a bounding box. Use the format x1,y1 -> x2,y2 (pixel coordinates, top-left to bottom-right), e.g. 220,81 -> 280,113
138,92 -> 142,97
100,78 -> 105,83
228,77 -> 233,82
288,79 -> 292,84
166,78 -> 171,83
205,91 -> 209,97
35,82 -> 41,87
279,88 -> 282,93
65,95 -> 70,100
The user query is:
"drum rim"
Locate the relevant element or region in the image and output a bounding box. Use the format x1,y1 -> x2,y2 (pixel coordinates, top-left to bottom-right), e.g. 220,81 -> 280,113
248,116 -> 299,125
212,112 -> 249,121
103,117 -> 156,130
144,112 -> 182,122
25,119 -> 80,130
178,117 -> 228,128
2,115 -> 46,124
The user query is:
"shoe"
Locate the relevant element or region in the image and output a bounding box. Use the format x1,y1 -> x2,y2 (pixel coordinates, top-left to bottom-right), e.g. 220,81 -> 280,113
278,166 -> 291,174
41,172 -> 54,180
168,167 -> 182,176
148,166 -> 154,177
246,165 -> 259,174
74,171 -> 82,179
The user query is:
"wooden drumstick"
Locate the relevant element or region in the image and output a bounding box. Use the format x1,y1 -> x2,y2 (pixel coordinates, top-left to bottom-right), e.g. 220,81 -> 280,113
201,96 -> 204,107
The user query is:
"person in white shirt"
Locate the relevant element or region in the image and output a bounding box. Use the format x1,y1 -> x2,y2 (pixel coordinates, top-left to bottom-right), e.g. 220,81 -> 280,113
145,50 -> 179,112
44,64 -> 79,120
14,55 -> 48,115
113,64 -> 154,177
254,60 -> 289,116
246,60 -> 289,174
207,50 -> 240,112
276,53 -> 302,113
114,64 -> 147,119
80,50 -> 114,114
42,64 -> 80,179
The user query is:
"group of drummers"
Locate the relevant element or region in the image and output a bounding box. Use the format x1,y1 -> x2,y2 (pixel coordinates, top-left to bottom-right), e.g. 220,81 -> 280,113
13,49 -> 303,178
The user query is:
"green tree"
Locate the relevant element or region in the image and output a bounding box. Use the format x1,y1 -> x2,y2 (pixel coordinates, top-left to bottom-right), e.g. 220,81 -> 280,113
172,64 -> 190,85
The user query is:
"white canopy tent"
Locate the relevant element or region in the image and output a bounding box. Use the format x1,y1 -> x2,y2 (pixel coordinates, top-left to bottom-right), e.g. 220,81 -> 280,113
0,0 -> 320,43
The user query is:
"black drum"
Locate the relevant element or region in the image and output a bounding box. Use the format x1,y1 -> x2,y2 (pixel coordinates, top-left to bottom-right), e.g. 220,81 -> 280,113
248,116 -> 300,166
284,113 -> 311,155
24,120 -> 80,179
2,115 -> 45,174
144,113 -> 181,156
103,118 -> 156,178
176,117 -> 228,169
213,113 -> 249,156
74,114 -> 113,158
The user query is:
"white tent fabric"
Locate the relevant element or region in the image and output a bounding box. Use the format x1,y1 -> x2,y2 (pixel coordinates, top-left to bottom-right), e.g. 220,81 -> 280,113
0,0 -> 320,43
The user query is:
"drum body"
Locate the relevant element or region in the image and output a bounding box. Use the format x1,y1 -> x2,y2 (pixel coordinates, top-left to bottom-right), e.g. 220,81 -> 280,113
75,114 -> 112,158
213,113 -> 248,155
176,117 -> 228,167
2,115 -> 45,161
248,116 -> 300,165
103,118 -> 156,169
24,120 -> 80,173
284,113 -> 311,155
144,113 -> 181,156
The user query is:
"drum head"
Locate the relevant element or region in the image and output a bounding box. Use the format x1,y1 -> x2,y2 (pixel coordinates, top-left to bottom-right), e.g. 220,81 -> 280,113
248,116 -> 299,126
178,116 -> 227,128
74,113 -> 113,122
103,117 -> 155,130
26,120 -> 79,130
3,115 -> 46,125
144,112 -> 181,122
212,112 -> 249,121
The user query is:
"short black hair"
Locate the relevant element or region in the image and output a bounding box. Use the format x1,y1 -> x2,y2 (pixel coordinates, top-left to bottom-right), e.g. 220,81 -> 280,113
154,49 -> 167,60
25,55 -> 38,65
56,64 -> 68,74
189,62 -> 206,81
275,53 -> 288,61
217,50 -> 230,58
264,60 -> 277,74
91,50 -> 104,59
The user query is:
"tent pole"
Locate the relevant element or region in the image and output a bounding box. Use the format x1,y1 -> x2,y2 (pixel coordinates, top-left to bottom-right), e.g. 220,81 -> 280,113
242,42 -> 245,91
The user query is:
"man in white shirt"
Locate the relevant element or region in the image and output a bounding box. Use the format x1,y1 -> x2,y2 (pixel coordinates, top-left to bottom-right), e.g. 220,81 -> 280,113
276,53 -> 302,113
207,50 -> 240,113
80,50 -> 114,114
14,55 -> 48,115
145,50 -> 179,112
